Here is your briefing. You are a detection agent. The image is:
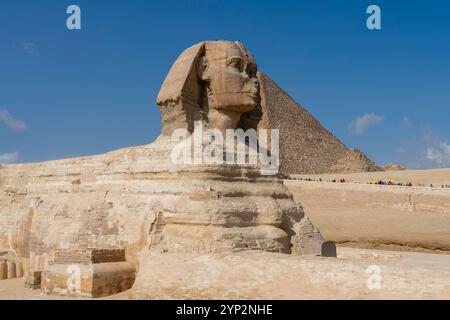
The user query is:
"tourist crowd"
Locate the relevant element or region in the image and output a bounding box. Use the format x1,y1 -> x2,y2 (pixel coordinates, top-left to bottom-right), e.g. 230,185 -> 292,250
288,177 -> 450,189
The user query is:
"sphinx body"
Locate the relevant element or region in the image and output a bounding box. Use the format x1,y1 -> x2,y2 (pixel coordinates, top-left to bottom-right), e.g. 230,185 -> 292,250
0,41 -> 333,297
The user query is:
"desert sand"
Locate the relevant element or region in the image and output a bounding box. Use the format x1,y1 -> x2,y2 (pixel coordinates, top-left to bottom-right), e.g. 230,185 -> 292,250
1,247 -> 449,300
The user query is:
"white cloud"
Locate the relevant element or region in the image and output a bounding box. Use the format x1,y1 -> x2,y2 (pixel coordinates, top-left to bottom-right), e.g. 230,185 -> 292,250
348,113 -> 384,135
426,142 -> 450,166
0,108 -> 27,131
394,125 -> 450,169
21,41 -> 36,55
0,152 -> 19,164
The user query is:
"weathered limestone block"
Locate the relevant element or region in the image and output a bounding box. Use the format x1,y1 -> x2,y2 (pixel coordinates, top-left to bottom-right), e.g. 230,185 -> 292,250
290,217 -> 336,257
15,259 -> 23,278
41,248 -> 135,298
0,252 -> 24,280
24,271 -> 42,289
156,224 -> 290,254
0,258 -> 7,279
41,262 -> 135,298
6,261 -> 16,279
53,248 -> 126,265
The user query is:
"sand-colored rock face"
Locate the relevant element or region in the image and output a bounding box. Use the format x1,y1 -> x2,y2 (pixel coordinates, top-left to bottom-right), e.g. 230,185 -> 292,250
157,41 -> 259,135
0,41 -> 333,297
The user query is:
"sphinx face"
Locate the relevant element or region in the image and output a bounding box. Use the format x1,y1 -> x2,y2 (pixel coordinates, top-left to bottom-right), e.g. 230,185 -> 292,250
203,41 -> 259,115
157,41 -> 260,134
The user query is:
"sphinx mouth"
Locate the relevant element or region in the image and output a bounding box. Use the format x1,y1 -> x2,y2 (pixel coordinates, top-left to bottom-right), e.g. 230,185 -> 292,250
249,92 -> 260,102
245,88 -> 260,98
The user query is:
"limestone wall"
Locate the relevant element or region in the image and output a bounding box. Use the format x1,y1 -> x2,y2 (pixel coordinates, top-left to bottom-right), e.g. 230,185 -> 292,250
0,149 -> 158,272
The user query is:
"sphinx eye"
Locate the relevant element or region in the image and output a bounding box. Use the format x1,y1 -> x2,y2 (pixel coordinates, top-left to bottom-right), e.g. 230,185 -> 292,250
227,57 -> 244,72
246,64 -> 257,77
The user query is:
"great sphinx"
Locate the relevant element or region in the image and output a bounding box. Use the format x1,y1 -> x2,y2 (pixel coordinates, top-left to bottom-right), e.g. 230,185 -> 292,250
0,41 -> 334,297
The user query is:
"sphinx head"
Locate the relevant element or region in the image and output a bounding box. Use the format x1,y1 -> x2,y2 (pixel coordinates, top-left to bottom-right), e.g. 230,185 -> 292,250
157,41 -> 260,135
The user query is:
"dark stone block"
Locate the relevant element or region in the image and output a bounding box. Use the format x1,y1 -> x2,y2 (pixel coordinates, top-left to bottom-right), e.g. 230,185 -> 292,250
321,241 -> 337,258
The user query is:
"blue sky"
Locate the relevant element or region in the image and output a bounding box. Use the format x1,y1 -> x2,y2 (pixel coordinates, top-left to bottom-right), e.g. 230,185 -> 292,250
1,0 -> 449,168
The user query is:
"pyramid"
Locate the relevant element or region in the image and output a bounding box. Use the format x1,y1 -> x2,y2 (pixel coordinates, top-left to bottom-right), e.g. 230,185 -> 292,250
240,73 -> 379,175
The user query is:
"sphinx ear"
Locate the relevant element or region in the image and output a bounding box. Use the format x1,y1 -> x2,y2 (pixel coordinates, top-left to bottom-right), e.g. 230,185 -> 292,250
156,42 -> 205,134
197,56 -> 210,81
157,42 -> 205,107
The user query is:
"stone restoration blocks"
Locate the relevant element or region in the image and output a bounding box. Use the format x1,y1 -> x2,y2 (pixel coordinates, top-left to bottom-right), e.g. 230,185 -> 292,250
41,248 -> 135,298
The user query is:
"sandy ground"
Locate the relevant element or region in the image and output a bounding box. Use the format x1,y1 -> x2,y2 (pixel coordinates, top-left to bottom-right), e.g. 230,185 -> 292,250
292,168 -> 450,186
129,247 -> 450,300
0,279 -> 130,300
2,247 -> 449,300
